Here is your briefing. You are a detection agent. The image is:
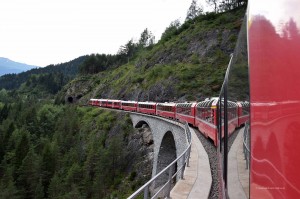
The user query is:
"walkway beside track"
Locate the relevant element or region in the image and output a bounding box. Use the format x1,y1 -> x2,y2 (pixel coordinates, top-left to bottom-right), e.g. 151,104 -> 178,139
170,127 -> 212,199
228,127 -> 249,199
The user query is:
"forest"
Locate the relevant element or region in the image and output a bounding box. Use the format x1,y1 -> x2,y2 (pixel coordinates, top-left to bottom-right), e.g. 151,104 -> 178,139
0,99 -> 150,198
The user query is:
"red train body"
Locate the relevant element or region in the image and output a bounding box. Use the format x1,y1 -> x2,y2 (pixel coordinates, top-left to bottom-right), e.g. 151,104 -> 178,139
247,0 -> 300,197
237,101 -> 249,127
156,103 -> 176,119
88,97 -> 248,146
89,99 -> 99,106
195,98 -> 218,145
107,99 -> 121,109
137,102 -> 157,115
121,101 -> 138,112
99,99 -> 108,107
176,102 -> 196,126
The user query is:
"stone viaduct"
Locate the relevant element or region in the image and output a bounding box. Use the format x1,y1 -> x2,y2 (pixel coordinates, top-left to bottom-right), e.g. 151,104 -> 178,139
129,112 -> 190,185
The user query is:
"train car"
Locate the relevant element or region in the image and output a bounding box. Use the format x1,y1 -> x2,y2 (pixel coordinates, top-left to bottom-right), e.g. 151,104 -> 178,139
156,102 -> 176,119
195,98 -> 218,145
106,99 -> 121,109
98,99 -> 108,107
175,102 -> 196,125
89,99 -> 99,106
237,101 -> 249,127
121,100 -> 138,112
227,100 -> 239,134
196,98 -> 238,145
137,102 -> 157,115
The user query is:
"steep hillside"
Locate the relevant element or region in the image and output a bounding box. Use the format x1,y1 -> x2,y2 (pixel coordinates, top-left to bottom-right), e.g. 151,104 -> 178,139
0,57 -> 39,76
60,7 -> 246,104
0,56 -> 87,95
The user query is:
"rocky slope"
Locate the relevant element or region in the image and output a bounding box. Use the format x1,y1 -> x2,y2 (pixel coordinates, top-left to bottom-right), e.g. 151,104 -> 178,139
59,7 -> 246,104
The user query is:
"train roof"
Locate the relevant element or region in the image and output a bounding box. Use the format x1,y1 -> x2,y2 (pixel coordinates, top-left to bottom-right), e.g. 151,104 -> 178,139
196,98 -> 237,108
107,99 -> 121,102
176,102 -> 197,107
121,100 -> 138,103
138,101 -> 157,105
157,102 -> 177,106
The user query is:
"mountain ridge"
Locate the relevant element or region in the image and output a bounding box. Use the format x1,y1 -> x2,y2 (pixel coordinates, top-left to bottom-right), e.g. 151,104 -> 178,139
0,57 -> 39,76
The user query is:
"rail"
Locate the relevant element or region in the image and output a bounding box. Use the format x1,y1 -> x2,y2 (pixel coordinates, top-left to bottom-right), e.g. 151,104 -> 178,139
243,122 -> 250,169
127,122 -> 192,199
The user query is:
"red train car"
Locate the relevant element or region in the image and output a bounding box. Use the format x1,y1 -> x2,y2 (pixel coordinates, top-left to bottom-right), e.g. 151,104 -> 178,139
137,102 -> 157,115
106,99 -> 121,109
121,101 -> 138,112
99,99 -> 108,107
156,102 -> 176,119
196,98 -> 238,146
237,101 -> 249,127
175,102 -> 196,125
89,99 -> 99,106
195,98 -> 218,145
226,101 -> 239,134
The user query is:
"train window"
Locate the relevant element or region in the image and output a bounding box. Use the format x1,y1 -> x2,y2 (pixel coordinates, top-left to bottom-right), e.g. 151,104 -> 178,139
158,104 -> 174,112
176,103 -> 192,115
122,102 -> 136,107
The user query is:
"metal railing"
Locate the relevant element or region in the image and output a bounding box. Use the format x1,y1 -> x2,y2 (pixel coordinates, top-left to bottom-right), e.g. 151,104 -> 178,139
243,122 -> 250,169
127,122 -> 192,199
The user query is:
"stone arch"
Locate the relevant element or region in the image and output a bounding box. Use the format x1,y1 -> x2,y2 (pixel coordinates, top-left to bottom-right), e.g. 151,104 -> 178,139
135,120 -> 151,129
155,131 -> 177,188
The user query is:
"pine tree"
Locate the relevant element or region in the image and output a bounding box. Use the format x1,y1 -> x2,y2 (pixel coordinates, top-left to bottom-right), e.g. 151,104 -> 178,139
17,147 -> 40,199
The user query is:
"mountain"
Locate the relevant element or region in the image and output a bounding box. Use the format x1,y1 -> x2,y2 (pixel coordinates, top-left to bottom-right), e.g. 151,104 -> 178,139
0,57 -> 39,76
0,55 -> 87,91
59,7 -> 246,104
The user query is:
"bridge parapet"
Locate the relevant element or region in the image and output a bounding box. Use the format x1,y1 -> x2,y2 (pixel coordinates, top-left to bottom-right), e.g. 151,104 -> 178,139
130,113 -> 189,179
129,112 -> 191,197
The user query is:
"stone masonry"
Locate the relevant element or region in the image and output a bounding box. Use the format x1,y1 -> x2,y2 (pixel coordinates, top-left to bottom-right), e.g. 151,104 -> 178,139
130,112 -> 189,183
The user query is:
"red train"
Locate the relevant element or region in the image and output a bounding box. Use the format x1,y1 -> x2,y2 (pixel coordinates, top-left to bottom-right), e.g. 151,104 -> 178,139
88,98 -> 249,146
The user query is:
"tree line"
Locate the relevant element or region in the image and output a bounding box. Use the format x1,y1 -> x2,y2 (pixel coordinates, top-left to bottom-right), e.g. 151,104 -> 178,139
0,100 -> 145,198
0,56 -> 87,91
79,28 -> 155,75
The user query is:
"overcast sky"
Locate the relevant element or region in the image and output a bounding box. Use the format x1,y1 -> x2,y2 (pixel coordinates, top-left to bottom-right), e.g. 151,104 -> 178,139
0,0 -> 210,67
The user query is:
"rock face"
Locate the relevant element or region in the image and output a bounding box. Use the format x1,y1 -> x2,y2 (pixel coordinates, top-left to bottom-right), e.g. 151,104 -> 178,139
127,125 -> 154,181
59,9 -> 245,104
60,28 -> 240,104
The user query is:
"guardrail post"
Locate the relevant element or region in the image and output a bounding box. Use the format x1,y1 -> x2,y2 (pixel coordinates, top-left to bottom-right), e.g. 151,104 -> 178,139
181,153 -> 186,179
166,165 -> 173,198
144,185 -> 149,199
187,146 -> 191,167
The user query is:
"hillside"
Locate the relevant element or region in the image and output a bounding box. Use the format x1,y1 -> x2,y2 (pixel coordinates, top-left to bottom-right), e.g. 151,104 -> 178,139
0,57 -> 38,76
0,56 -> 87,98
59,7 -> 246,104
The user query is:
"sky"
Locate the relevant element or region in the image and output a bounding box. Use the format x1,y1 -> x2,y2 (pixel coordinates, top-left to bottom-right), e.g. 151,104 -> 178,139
249,0 -> 300,35
0,0 -> 210,67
